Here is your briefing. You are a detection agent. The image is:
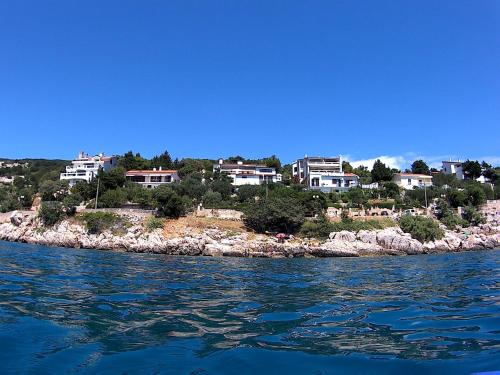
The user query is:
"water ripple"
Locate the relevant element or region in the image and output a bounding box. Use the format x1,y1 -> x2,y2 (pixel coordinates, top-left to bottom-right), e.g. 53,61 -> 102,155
0,241 -> 499,374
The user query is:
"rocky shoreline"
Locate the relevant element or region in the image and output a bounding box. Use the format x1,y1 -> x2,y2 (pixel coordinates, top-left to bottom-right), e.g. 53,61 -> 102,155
1,211 -> 499,258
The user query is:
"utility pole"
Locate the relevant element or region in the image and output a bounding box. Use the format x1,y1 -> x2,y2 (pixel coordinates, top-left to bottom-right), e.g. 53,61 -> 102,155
95,177 -> 100,209
424,182 -> 428,212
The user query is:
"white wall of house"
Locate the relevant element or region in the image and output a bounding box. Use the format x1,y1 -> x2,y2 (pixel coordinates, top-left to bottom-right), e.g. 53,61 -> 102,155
60,152 -> 117,186
126,169 -> 180,189
442,161 -> 464,180
213,160 -> 281,186
292,156 -> 358,191
393,174 -> 433,190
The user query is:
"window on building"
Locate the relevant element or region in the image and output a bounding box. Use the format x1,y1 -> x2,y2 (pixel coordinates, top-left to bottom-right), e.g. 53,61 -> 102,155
312,178 -> 320,186
407,179 -> 412,185
130,176 -> 146,183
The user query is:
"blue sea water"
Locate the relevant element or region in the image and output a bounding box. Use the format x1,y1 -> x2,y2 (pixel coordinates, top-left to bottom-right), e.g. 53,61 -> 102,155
0,240 -> 499,374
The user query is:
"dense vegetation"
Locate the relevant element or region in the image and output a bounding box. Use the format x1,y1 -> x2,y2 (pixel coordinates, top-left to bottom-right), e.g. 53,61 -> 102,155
399,216 -> 444,243
1,153 -> 498,237
76,212 -> 128,234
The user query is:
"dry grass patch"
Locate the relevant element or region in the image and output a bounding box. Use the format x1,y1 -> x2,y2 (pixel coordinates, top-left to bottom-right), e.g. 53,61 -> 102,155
162,215 -> 245,238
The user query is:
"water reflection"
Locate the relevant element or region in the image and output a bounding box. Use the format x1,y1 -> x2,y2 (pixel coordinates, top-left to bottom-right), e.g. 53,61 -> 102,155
0,241 -> 499,373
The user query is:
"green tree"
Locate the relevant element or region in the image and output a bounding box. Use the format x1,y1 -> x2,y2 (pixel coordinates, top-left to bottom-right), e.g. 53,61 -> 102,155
98,189 -> 127,208
371,160 -> 393,182
153,186 -> 186,218
202,190 -> 223,208
464,184 -> 486,207
236,185 -> 265,203
62,193 -> 83,216
210,177 -> 233,200
353,165 -> 372,185
342,161 -> 354,173
99,167 -> 126,191
243,197 -> 305,234
39,180 -> 69,202
462,160 -> 482,180
151,150 -> 173,169
174,173 -> 207,201
411,160 -> 430,175
262,155 -> 281,170
118,151 -> 150,171
399,216 -> 444,243
462,205 -> 486,226
447,189 -> 466,208
38,201 -> 65,226
346,187 -> 365,208
482,167 -> 499,184
381,182 -> 400,199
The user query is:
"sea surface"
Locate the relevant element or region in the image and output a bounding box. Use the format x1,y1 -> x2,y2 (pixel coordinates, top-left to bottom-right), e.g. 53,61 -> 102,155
0,241 -> 499,374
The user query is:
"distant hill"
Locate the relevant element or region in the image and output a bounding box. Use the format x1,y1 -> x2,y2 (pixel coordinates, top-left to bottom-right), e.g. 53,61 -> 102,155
0,158 -> 70,187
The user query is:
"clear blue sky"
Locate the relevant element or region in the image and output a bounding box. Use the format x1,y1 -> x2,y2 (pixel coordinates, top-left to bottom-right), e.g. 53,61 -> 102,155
1,1 -> 499,168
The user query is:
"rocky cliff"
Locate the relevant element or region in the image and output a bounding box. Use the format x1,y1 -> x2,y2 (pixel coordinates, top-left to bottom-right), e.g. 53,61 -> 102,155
1,211 -> 499,258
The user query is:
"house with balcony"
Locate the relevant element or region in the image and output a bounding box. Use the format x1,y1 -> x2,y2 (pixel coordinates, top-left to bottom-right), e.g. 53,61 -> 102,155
60,151 -> 117,186
213,159 -> 282,186
292,156 -> 359,192
393,173 -> 433,190
125,168 -> 180,189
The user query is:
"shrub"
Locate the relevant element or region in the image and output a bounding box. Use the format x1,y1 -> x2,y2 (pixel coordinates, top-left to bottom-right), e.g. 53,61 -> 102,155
38,201 -> 65,226
399,216 -> 444,243
372,201 -> 394,210
62,193 -> 83,216
202,190 -> 223,208
435,198 -> 466,230
145,216 -> 165,232
448,189 -> 466,208
153,186 -> 186,218
236,185 -> 265,203
299,215 -> 334,240
464,184 -> 486,207
123,183 -> 153,208
440,212 -> 467,230
332,217 -> 395,233
462,205 -> 486,226
243,197 -> 305,234
77,212 -> 123,234
98,188 -> 127,208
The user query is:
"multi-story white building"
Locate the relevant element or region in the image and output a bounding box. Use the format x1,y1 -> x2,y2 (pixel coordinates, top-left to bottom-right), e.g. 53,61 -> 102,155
213,159 -> 282,186
292,156 -> 359,192
60,151 -> 117,186
393,173 -> 433,190
442,160 -> 464,180
125,168 -> 180,189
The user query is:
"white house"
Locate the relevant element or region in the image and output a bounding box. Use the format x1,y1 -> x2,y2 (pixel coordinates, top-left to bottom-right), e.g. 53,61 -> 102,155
213,160 -> 282,186
393,173 -> 433,190
125,168 -> 180,189
442,160 -> 465,180
60,151 -> 117,186
292,156 -> 359,192
442,159 -> 492,184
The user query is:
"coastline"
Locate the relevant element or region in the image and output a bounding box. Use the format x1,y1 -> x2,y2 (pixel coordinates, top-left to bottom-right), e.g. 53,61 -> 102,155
1,210 -> 499,258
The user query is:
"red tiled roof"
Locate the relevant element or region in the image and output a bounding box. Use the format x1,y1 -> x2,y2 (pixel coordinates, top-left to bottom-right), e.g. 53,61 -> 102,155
396,173 -> 432,178
126,170 -> 178,175
218,164 -> 269,168
344,173 -> 359,177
